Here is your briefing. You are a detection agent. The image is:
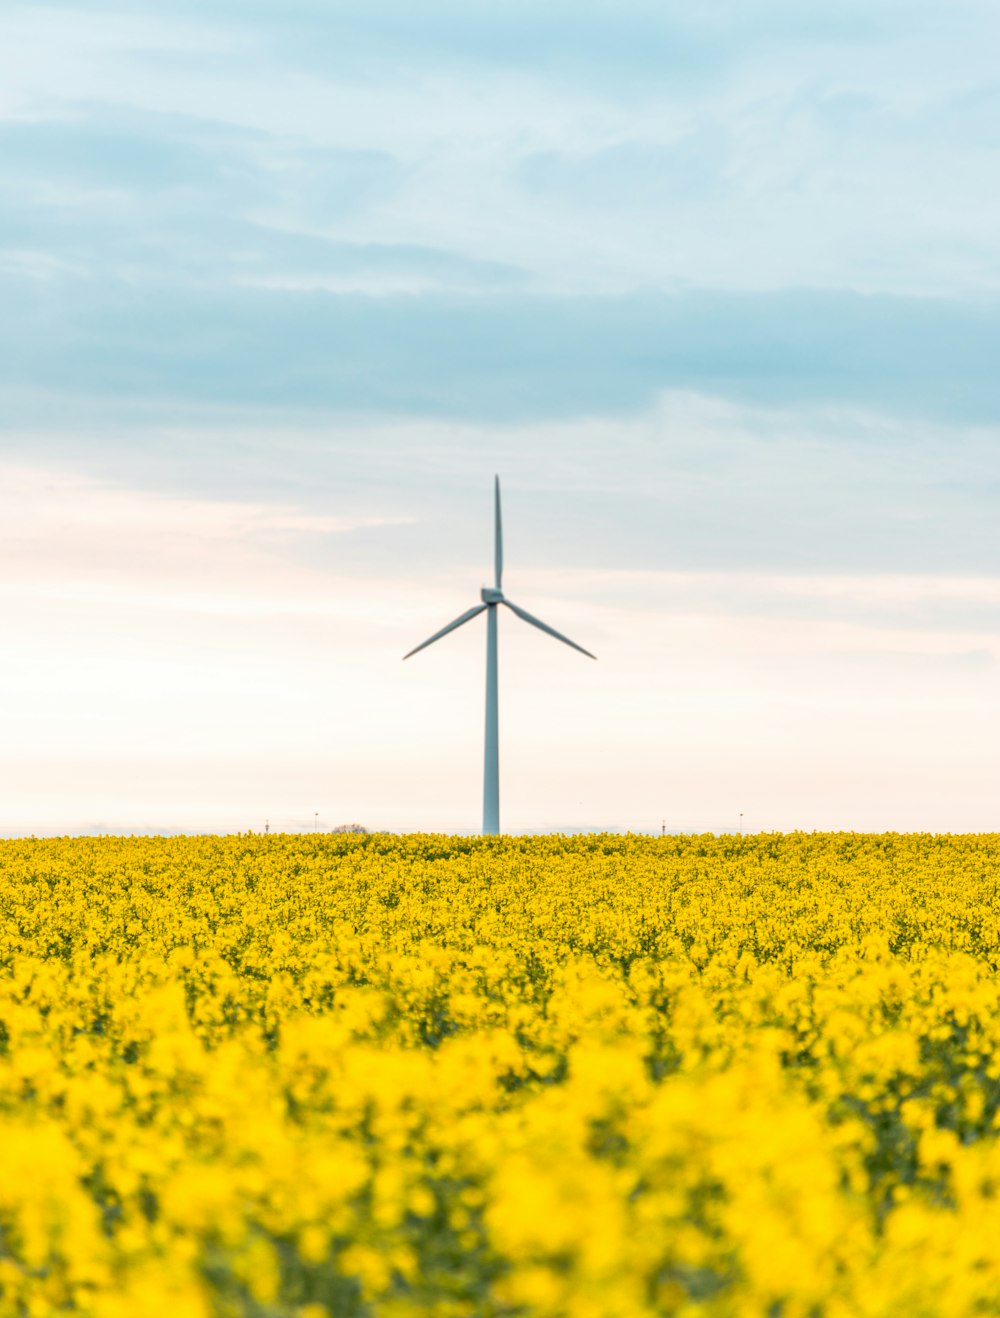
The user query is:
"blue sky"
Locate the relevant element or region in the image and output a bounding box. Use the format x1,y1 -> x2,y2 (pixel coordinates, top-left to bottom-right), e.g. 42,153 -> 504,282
2,1 -> 999,832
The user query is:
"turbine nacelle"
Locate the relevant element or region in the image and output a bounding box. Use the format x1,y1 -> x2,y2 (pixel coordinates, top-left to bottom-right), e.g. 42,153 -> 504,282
480,586 -> 504,604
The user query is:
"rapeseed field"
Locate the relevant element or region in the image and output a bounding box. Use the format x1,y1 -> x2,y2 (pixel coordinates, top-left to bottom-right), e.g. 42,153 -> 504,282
2,832 -> 1000,1317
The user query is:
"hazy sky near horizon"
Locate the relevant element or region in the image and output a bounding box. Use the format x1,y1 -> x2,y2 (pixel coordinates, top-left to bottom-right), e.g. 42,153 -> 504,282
2,1 -> 999,833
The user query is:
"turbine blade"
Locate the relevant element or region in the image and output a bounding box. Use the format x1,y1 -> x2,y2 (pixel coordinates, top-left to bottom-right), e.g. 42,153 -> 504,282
502,599 -> 596,659
494,475 -> 503,590
403,603 -> 488,660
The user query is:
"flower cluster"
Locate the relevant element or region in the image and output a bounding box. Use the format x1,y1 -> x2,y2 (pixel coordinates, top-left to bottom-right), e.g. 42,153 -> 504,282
2,831 -> 1000,1315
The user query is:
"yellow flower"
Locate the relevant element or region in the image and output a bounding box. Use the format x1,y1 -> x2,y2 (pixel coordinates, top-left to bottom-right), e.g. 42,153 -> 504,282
4,830 -> 1000,1314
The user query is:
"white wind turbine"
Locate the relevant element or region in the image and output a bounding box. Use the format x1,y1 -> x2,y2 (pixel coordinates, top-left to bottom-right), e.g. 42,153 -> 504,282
405,476 -> 595,835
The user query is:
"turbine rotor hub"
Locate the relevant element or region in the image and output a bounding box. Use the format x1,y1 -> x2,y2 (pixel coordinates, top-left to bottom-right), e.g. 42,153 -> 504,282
481,587 -> 504,604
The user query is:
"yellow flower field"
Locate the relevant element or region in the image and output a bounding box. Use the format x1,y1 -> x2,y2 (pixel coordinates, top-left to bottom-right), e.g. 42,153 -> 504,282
2,832 -> 1000,1316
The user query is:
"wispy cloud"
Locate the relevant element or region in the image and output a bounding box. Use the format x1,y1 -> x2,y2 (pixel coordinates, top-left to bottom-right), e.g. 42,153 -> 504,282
5,393 -> 1000,592
0,463 -> 410,613
3,284 -> 1000,427
4,2 -> 1000,306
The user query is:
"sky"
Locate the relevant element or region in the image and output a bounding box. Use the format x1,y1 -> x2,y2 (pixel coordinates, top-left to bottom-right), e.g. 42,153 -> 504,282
2,0 -> 999,834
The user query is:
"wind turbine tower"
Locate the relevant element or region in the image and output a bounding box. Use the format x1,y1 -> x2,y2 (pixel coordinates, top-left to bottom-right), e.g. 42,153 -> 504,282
405,477 -> 595,835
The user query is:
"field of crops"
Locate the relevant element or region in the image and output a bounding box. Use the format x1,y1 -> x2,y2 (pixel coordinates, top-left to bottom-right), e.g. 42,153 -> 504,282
2,832 -> 1000,1316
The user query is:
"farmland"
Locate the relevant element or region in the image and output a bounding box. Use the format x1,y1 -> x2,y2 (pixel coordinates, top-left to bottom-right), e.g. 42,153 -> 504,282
2,832 -> 1000,1316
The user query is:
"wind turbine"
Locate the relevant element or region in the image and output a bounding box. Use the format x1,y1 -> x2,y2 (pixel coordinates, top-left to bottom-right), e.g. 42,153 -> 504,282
404,476 -> 595,835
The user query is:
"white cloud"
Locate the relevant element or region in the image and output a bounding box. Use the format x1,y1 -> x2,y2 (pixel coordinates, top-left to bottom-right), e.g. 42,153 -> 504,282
4,4 -> 1000,296
4,463 -> 396,538
0,463 -> 408,601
